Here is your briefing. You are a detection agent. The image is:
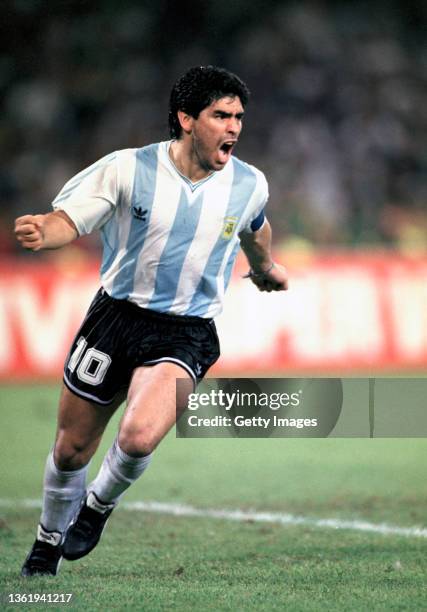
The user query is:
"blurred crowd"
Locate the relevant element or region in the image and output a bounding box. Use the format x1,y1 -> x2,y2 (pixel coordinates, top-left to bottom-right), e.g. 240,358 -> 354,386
2,0 -> 427,256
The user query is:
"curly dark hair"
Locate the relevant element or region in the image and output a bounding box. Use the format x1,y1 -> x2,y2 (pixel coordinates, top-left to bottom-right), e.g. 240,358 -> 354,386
168,66 -> 250,139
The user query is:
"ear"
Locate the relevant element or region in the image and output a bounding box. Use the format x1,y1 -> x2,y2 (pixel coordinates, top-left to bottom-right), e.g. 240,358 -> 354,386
177,110 -> 194,135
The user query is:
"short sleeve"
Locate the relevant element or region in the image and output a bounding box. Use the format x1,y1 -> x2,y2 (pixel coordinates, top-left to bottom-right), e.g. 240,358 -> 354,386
240,168 -> 269,234
52,152 -> 118,235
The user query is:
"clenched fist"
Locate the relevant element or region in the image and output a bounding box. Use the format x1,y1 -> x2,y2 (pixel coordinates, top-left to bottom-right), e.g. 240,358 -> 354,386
245,262 -> 289,292
14,215 -> 46,251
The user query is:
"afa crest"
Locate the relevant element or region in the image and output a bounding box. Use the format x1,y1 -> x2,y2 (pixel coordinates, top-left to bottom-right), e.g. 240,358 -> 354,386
222,216 -> 238,240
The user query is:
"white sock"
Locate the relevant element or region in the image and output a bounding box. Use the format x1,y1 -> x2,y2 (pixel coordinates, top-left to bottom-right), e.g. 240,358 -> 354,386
88,439 -> 152,506
40,452 -> 89,537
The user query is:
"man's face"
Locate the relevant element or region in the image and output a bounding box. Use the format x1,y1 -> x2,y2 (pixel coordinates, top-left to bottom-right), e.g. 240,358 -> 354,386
188,96 -> 244,172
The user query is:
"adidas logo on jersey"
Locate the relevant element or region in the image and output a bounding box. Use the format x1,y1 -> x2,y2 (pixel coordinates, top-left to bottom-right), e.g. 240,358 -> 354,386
132,206 -> 148,221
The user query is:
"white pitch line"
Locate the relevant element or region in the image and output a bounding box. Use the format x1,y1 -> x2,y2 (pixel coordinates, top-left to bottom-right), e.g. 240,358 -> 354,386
1,498 -> 426,539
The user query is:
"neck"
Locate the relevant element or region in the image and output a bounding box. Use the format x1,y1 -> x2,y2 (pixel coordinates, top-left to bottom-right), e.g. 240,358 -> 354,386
169,139 -> 213,183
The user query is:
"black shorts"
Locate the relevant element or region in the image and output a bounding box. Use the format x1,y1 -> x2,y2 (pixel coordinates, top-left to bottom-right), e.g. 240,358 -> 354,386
63,288 -> 220,405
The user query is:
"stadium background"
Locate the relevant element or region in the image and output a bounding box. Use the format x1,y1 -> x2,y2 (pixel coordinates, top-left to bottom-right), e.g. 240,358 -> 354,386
1,1 -> 426,609
1,0 -> 426,376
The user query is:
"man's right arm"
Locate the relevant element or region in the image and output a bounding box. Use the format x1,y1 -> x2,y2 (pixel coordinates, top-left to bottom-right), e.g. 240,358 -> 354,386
14,210 -> 78,251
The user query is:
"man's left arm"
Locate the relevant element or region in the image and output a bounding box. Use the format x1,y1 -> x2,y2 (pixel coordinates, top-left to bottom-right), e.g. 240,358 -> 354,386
239,219 -> 289,292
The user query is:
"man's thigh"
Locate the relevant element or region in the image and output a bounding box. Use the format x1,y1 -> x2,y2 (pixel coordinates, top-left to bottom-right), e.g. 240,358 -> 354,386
118,363 -> 193,455
54,384 -> 124,469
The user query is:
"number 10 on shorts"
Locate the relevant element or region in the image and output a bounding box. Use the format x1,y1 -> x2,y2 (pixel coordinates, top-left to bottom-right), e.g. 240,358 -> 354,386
68,336 -> 112,386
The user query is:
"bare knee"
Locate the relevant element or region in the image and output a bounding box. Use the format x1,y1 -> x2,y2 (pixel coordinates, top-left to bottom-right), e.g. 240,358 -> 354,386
117,363 -> 191,457
118,425 -> 158,457
54,431 -> 97,470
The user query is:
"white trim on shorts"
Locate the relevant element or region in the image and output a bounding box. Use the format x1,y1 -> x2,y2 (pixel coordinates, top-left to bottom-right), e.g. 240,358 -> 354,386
142,357 -> 197,386
63,371 -> 117,405
64,357 -> 197,405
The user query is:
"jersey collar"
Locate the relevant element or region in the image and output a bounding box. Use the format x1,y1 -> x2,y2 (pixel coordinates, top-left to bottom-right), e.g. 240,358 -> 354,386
163,141 -> 217,193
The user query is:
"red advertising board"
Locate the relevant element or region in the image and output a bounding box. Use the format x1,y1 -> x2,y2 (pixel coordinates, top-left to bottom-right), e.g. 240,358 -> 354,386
0,253 -> 426,380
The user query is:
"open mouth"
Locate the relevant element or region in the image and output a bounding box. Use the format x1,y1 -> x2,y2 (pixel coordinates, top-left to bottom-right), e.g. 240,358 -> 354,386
220,142 -> 234,153
217,141 -> 236,164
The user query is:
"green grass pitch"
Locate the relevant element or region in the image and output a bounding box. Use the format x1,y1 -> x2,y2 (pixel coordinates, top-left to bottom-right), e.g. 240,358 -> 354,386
0,384 -> 426,611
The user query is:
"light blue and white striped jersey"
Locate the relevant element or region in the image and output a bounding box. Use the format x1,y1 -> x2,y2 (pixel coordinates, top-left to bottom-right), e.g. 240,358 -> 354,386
52,141 -> 268,318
